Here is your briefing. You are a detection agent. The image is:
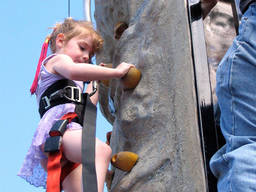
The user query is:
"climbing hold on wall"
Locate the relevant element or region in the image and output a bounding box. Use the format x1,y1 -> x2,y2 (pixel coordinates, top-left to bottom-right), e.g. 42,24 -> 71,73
100,63 -> 113,87
100,64 -> 141,90
106,170 -> 114,190
106,131 -> 112,145
111,151 -> 139,172
114,22 -> 128,40
122,67 -> 141,90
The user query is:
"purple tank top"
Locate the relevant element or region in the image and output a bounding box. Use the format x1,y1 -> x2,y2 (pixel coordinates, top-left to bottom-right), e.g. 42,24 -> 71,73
35,54 -> 83,104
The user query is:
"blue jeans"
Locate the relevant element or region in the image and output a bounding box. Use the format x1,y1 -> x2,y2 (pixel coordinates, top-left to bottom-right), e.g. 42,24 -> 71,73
210,3 -> 256,191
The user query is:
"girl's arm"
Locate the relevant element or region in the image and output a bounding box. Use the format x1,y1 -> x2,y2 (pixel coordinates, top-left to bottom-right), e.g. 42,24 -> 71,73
201,0 -> 218,19
51,54 -> 134,81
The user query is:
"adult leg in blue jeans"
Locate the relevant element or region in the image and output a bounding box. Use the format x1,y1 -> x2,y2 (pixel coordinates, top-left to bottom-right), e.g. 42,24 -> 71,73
210,3 -> 256,191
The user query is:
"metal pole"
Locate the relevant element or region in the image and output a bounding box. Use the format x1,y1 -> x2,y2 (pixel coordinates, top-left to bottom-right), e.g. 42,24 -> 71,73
84,0 -> 92,22
187,0 -> 220,191
231,0 -> 240,34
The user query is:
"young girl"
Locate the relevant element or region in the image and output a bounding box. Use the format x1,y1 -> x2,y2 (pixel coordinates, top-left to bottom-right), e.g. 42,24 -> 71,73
18,18 -> 134,192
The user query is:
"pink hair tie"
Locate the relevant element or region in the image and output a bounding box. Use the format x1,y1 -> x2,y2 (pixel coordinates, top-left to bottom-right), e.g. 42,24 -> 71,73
30,36 -> 50,94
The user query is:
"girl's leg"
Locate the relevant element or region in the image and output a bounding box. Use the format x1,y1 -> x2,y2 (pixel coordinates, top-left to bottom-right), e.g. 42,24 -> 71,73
62,129 -> 112,192
62,164 -> 83,192
94,138 -> 112,192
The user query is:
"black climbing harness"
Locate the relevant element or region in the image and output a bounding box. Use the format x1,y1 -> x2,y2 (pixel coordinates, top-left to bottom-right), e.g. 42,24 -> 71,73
40,79 -> 98,192
39,79 -> 84,119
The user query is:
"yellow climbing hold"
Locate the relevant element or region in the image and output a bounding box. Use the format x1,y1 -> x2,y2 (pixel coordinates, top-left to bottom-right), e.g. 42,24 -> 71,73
106,170 -> 114,190
111,151 -> 139,172
114,22 -> 128,40
122,67 -> 141,90
106,131 -> 112,145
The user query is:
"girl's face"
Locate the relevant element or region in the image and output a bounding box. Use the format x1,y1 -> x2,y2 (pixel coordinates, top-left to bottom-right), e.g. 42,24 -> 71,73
57,34 -> 94,63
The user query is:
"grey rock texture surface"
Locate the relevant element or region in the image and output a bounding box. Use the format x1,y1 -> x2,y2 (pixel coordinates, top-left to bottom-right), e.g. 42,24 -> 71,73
95,0 -> 206,191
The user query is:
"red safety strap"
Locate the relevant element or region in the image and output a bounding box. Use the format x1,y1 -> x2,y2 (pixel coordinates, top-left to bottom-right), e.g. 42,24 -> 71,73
46,149 -> 63,192
46,112 -> 80,192
60,112 -> 78,122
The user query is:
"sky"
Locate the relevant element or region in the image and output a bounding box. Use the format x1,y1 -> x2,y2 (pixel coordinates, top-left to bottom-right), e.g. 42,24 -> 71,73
0,1 -> 112,191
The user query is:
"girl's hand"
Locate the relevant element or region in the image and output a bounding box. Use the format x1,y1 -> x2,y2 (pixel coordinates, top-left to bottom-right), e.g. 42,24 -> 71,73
116,62 -> 135,78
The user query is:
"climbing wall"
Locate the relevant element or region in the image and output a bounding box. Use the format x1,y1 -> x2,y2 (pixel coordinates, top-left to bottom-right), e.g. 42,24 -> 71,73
95,0 -> 206,191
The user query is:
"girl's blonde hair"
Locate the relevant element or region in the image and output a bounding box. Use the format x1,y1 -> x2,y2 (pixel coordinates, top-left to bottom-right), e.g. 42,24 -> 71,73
49,18 -> 103,54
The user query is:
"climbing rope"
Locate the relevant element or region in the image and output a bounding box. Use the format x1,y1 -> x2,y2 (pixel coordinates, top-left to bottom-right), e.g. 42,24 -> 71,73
68,0 -> 71,18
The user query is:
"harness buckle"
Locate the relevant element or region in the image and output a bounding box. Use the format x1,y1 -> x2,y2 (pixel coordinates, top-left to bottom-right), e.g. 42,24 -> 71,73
63,86 -> 82,103
41,96 -> 51,110
41,90 -> 59,110
44,119 -> 69,153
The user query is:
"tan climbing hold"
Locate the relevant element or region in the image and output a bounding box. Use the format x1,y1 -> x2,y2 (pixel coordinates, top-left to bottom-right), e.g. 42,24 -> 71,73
106,131 -> 112,145
122,67 -> 141,90
105,170 -> 114,190
114,22 -> 128,40
111,151 -> 139,172
100,63 -> 113,87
